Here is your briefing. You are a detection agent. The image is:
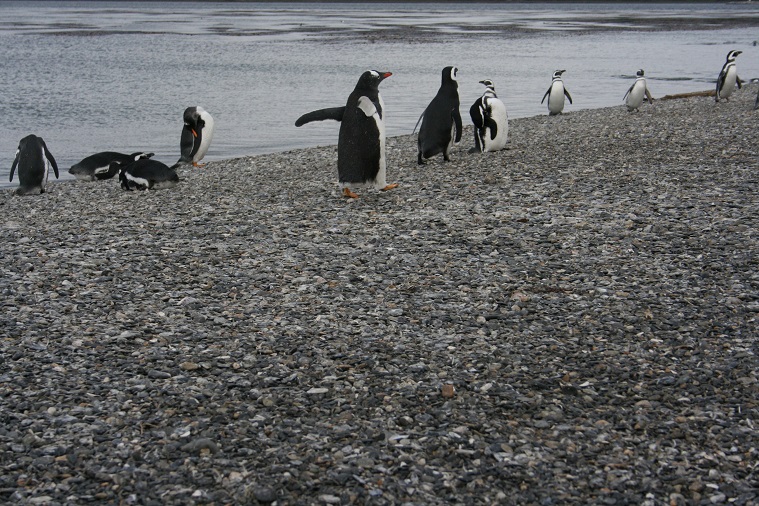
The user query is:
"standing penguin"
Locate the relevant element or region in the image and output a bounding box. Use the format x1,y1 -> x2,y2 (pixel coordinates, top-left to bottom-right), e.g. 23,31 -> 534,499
754,87 -> 759,110
716,50 -> 742,102
69,151 -> 154,181
9,135 -> 59,196
469,79 -> 509,153
415,66 -> 462,165
119,158 -> 179,191
295,70 -> 397,198
178,106 -> 215,167
623,69 -> 654,112
541,70 -> 573,115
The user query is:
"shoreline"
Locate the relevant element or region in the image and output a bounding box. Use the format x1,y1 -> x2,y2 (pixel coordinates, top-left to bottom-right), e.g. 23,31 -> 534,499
1,87 -> 758,504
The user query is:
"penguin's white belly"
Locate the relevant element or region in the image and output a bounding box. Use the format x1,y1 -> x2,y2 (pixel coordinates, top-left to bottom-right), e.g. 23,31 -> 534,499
721,68 -> 738,99
195,114 -> 215,163
548,84 -> 565,114
626,81 -> 646,110
483,98 -> 508,152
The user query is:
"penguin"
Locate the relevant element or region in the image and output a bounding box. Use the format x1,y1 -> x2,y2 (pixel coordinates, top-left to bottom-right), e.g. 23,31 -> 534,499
295,70 -> 397,198
9,135 -> 59,196
469,79 -> 508,153
541,70 -> 573,115
755,87 -> 759,110
716,50 -> 742,102
178,106 -> 215,167
415,66 -> 462,165
69,151 -> 154,181
119,158 -> 179,191
623,69 -> 654,112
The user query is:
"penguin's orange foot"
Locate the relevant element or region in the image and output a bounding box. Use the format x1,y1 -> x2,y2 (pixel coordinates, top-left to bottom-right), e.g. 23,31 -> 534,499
342,187 -> 359,198
192,162 -> 205,168
380,183 -> 398,192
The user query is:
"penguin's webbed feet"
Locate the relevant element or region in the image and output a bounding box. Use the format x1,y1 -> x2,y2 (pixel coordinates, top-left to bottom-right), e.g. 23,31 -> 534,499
192,162 -> 206,168
380,183 -> 398,192
342,187 -> 359,199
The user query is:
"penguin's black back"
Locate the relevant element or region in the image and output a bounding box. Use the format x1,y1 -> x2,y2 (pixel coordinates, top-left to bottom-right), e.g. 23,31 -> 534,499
10,135 -> 59,194
418,66 -> 462,160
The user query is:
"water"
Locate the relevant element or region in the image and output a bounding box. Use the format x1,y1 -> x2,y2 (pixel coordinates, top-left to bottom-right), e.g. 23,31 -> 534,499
2,1 -> 759,188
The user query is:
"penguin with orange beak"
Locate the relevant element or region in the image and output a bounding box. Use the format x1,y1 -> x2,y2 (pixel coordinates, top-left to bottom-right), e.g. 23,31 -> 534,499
178,106 -> 215,167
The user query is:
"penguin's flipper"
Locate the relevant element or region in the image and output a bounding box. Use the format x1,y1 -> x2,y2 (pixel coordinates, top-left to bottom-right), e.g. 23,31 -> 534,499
564,88 -> 573,104
453,108 -> 463,143
645,88 -> 654,104
469,101 -> 484,129
10,150 -> 20,182
716,72 -> 726,101
295,107 -> 346,127
42,140 -> 59,179
357,97 -> 377,117
623,84 -> 634,102
541,87 -> 551,104
179,125 -> 195,162
412,109 -> 426,134
485,118 -> 499,140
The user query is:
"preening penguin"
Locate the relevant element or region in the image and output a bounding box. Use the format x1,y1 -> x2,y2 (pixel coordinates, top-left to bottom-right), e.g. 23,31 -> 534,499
119,159 -> 179,191
716,50 -> 742,102
541,70 -> 573,115
295,69 -> 397,198
9,135 -> 59,196
69,151 -> 154,181
178,106 -> 215,167
415,66 -> 462,165
469,79 -> 508,153
623,69 -> 653,112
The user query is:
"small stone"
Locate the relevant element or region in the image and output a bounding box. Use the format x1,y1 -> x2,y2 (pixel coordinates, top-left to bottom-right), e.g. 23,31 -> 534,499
441,384 -> 455,398
180,362 -> 200,371
307,387 -> 328,395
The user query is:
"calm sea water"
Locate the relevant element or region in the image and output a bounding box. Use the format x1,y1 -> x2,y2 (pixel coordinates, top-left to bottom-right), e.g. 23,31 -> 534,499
2,1 -> 759,188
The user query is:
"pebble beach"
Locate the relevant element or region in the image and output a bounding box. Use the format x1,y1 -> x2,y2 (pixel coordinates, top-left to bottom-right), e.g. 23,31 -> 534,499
1,86 -> 758,505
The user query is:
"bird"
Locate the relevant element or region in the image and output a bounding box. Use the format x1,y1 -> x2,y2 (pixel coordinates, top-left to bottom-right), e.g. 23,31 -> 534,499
415,66 -> 462,165
469,79 -> 509,152
119,158 -> 179,191
295,70 -> 397,198
716,50 -> 742,102
541,70 -> 573,115
755,87 -> 759,110
69,152 -> 154,181
623,69 -> 654,112
9,135 -> 59,196
178,106 -> 215,167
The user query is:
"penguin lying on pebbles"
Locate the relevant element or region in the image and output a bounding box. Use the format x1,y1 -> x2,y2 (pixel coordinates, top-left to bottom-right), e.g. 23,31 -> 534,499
623,69 -> 653,112
119,158 -> 179,191
9,135 -> 59,196
295,70 -> 398,198
469,79 -> 508,153
542,70 -> 573,115
415,66 -> 462,165
69,151 -> 154,181
716,50 -> 742,102
178,106 -> 215,167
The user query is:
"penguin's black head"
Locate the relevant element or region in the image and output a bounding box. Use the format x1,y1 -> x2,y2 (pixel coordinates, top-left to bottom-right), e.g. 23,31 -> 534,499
358,70 -> 392,89
130,152 -> 154,161
442,66 -> 458,83
726,50 -> 742,61
553,69 -> 566,79
636,69 -> 645,77
479,79 -> 495,90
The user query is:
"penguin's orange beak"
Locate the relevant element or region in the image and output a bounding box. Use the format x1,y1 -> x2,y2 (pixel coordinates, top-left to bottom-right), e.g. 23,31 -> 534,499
191,128 -> 198,138
382,72 -> 392,79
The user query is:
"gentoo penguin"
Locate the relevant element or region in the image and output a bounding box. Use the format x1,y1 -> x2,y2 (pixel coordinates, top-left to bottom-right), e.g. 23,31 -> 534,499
178,106 -> 215,167
716,50 -> 742,102
469,79 -> 508,153
119,159 -> 179,191
295,70 -> 397,198
541,70 -> 573,115
623,69 -> 654,112
69,151 -> 154,181
9,135 -> 59,196
415,66 -> 462,165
